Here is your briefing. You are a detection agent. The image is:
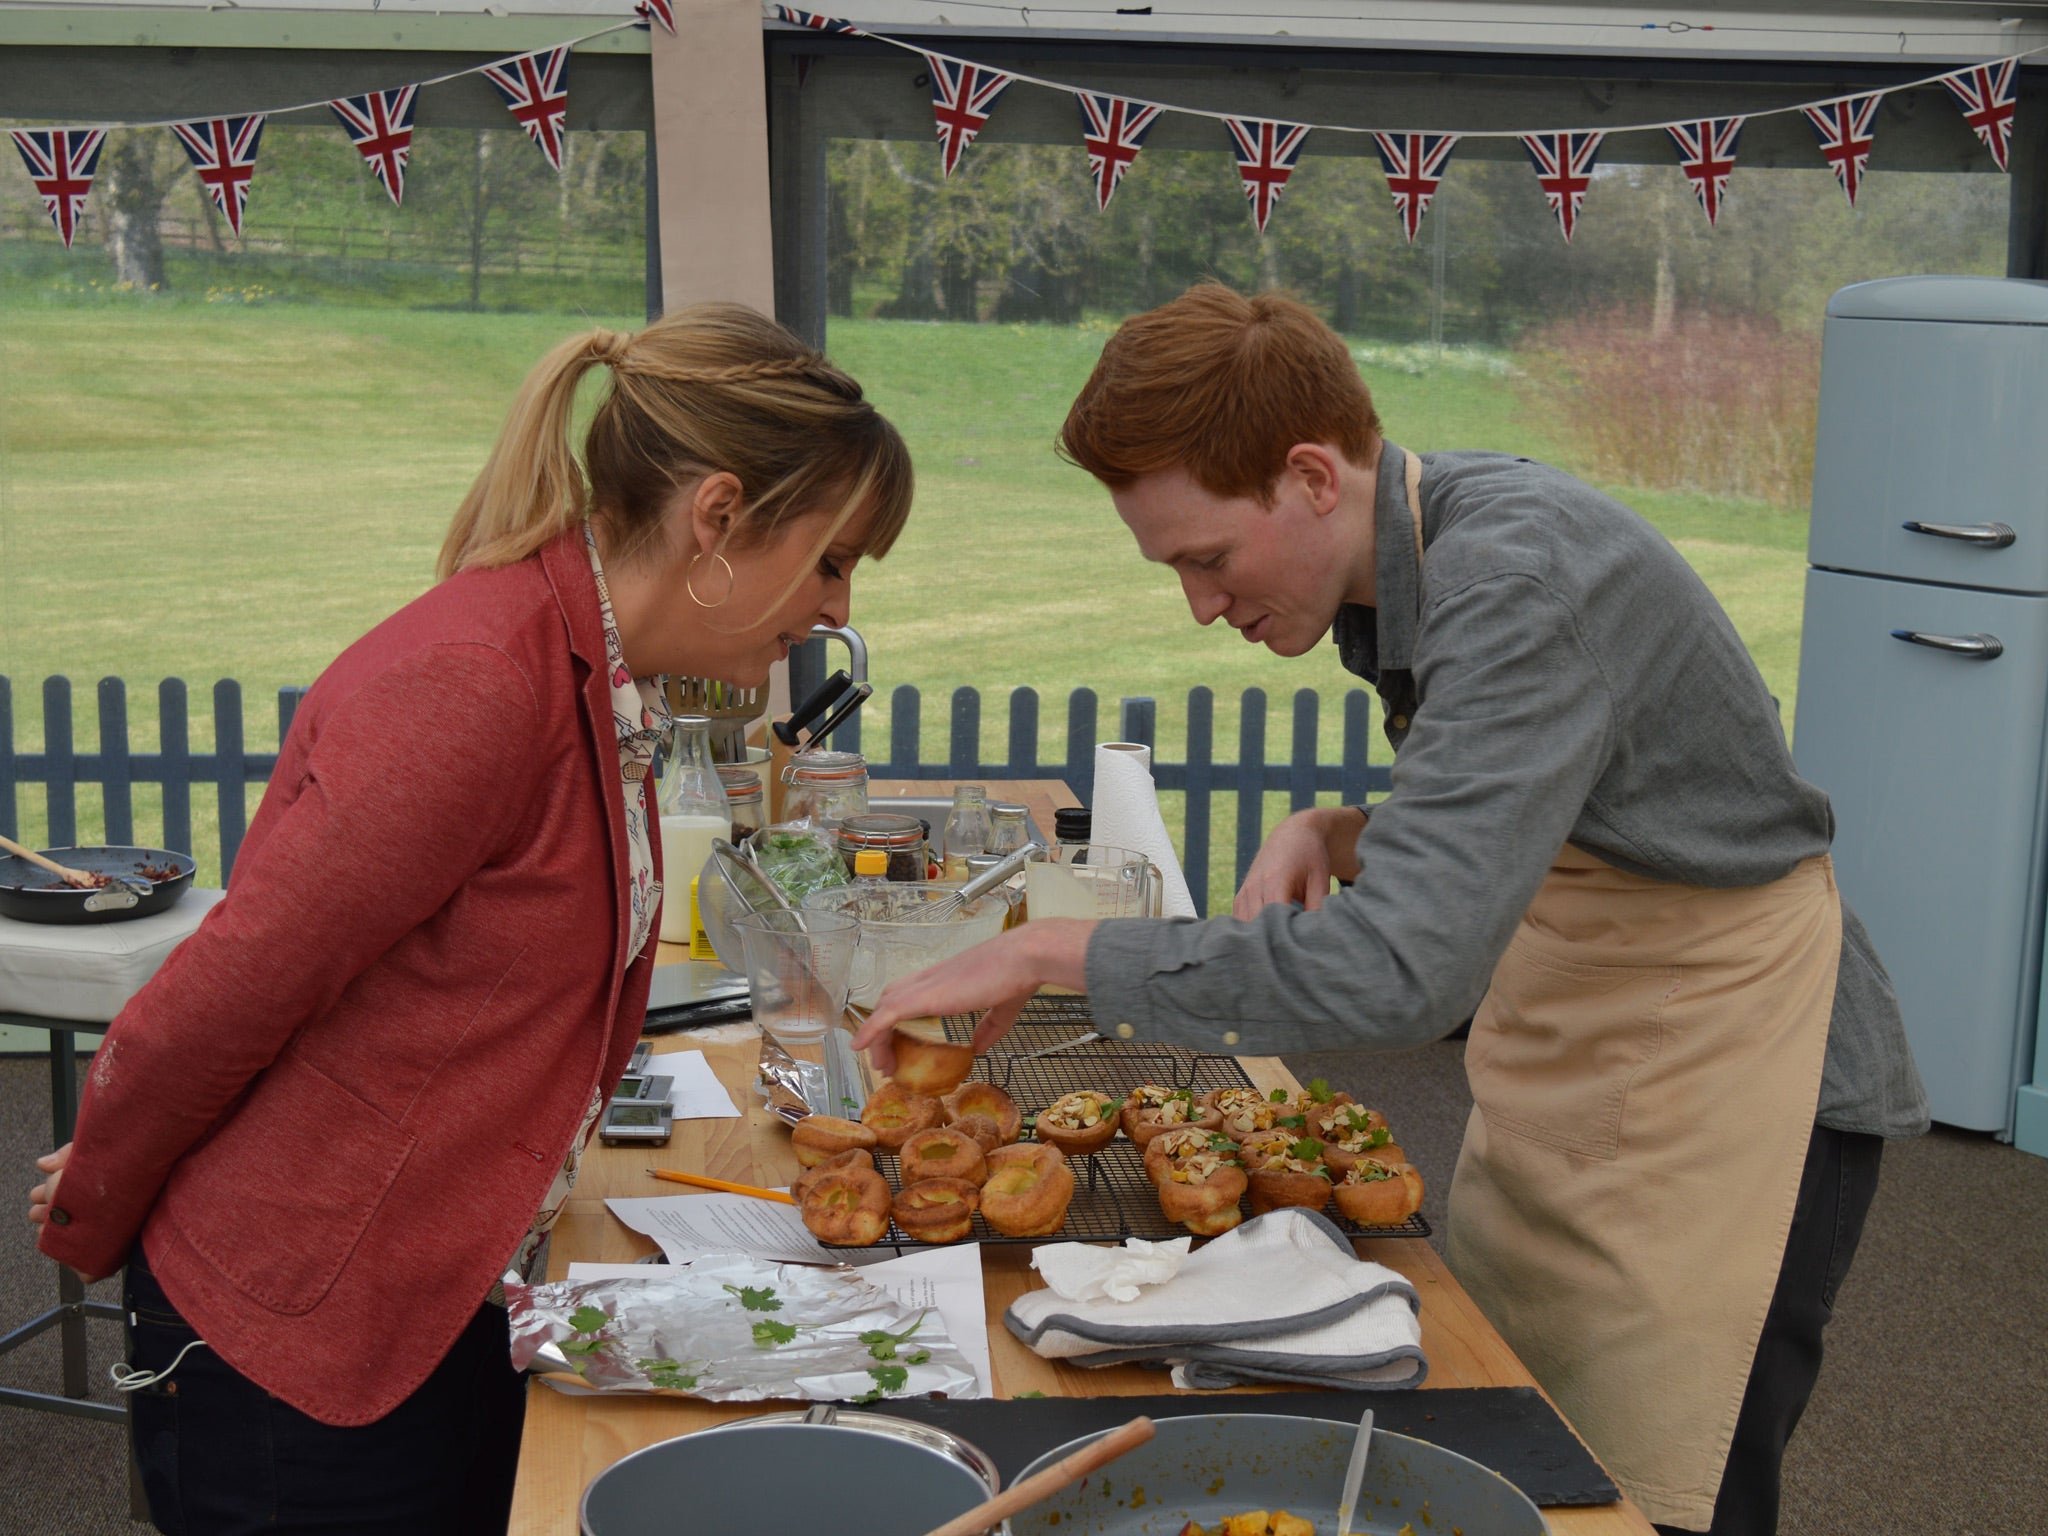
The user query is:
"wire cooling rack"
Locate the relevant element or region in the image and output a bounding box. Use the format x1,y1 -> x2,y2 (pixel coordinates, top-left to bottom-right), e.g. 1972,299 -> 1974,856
817,998 -> 1431,1250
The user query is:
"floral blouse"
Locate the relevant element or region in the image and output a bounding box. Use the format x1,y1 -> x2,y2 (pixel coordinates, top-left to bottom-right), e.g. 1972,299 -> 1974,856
503,528 -> 671,1285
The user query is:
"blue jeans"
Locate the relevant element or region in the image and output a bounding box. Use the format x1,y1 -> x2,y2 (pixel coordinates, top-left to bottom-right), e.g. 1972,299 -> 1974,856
125,1246 -> 527,1535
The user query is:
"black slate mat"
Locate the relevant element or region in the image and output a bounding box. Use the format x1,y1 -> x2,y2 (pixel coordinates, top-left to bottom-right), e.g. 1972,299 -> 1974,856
868,1389 -> 1620,1508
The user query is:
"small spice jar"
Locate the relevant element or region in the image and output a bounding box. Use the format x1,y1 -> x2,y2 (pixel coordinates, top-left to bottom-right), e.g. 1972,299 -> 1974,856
836,813 -> 929,883
717,767 -> 764,835
781,750 -> 869,826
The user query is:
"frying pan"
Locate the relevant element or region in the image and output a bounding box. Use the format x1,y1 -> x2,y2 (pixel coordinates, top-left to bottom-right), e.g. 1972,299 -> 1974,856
1007,1412 -> 1547,1536
0,845 -> 198,925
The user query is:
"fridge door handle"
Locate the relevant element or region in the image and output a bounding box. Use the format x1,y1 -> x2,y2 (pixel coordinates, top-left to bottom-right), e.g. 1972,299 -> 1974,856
1890,629 -> 2005,660
1900,519 -> 2017,548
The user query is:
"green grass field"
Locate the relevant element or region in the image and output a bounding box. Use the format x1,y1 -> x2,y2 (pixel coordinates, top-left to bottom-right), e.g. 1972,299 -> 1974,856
0,301 -> 1809,902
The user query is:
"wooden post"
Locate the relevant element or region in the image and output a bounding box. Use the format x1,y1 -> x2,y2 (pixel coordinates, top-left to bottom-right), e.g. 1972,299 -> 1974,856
648,0 -> 774,315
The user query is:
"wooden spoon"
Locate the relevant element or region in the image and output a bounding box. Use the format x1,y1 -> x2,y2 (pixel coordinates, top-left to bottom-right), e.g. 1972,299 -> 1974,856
918,1416 -> 1156,1536
0,833 -> 100,890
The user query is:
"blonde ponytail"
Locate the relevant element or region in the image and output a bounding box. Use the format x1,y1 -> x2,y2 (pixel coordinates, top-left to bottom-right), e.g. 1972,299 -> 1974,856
437,306 -> 911,582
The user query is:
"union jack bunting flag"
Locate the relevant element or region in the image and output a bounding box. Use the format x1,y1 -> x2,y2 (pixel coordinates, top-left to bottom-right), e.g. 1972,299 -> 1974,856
1371,132 -> 1457,244
484,47 -> 572,172
635,0 -> 675,35
1941,60 -> 2018,171
1666,117 -> 1744,226
1077,93 -> 1161,210
1224,117 -> 1311,233
775,6 -> 862,34
1803,94 -> 1881,207
1521,130 -> 1604,242
330,88 -> 418,208
10,128 -> 105,250
926,54 -> 1013,177
172,116 -> 265,237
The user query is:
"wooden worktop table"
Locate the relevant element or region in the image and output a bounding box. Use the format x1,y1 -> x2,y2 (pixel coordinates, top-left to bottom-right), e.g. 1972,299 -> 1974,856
506,780 -> 1655,1535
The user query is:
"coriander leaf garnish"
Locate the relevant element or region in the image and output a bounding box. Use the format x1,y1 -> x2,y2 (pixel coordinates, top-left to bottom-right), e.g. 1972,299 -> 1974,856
722,1284 -> 783,1312
752,1319 -> 800,1347
568,1305 -> 611,1334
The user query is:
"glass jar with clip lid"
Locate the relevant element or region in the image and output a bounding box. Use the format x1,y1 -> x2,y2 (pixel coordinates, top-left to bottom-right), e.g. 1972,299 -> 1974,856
780,750 -> 869,827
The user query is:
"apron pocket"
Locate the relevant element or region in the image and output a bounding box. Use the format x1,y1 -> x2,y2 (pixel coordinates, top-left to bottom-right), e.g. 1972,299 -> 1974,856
1467,938 -> 1677,1161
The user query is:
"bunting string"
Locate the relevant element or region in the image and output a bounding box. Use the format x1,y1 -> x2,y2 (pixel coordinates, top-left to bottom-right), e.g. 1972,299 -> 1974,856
4,6 -> 2041,252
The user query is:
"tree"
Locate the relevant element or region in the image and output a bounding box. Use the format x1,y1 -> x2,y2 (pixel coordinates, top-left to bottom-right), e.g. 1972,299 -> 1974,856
98,129 -> 184,290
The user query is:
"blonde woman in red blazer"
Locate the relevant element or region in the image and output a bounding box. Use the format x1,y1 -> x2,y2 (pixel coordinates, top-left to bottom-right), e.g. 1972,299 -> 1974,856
29,304 -> 911,1535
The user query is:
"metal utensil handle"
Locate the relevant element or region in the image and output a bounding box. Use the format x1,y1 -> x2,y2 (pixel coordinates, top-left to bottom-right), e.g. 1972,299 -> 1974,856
797,682 -> 874,753
1901,520 -> 2017,548
950,841 -> 1044,907
1890,629 -> 2004,659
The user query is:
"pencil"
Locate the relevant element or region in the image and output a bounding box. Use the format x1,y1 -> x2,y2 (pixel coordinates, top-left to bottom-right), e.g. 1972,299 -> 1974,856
645,1168 -> 795,1205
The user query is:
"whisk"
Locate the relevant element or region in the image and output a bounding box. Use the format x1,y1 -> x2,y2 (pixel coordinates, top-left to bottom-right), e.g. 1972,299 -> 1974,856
901,842 -> 1046,925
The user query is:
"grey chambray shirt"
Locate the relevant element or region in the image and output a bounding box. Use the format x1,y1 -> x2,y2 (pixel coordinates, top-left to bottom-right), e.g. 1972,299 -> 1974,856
1085,444 -> 1929,1139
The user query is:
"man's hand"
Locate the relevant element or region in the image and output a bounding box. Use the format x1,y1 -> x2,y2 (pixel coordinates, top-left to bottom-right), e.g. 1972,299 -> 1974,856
851,920 -> 1095,1072
1234,806 -> 1367,919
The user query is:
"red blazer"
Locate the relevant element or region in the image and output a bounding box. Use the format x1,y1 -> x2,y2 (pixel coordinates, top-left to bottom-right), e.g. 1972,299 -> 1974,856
40,530 -> 656,1425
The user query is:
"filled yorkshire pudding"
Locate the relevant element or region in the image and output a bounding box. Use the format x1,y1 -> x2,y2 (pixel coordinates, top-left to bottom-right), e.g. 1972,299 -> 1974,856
792,1147 -> 875,1204
1156,1150 -> 1248,1236
1333,1158 -> 1425,1227
1234,1128 -> 1298,1172
1308,1100 -> 1383,1142
791,1114 -> 880,1168
1143,1125 -> 1222,1186
1321,1108 -> 1404,1177
1033,1091 -> 1120,1157
1120,1084 -> 1223,1148
1203,1086 -> 1288,1143
944,1081 -> 1022,1145
899,1127 -> 989,1186
889,1020 -> 976,1097
799,1164 -> 892,1246
861,1081 -> 943,1150
1247,1147 -> 1333,1216
892,1177 -> 982,1244
980,1142 -> 1075,1236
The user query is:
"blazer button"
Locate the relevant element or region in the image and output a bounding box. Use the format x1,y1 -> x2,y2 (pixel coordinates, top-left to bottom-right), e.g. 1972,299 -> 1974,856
48,1208 -> 70,1226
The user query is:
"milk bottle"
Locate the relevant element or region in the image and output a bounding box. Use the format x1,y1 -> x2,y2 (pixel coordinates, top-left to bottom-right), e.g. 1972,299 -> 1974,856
656,713 -> 730,944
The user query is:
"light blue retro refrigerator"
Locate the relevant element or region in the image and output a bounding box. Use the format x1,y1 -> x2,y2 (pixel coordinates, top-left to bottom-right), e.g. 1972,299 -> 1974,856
1793,275 -> 2048,1153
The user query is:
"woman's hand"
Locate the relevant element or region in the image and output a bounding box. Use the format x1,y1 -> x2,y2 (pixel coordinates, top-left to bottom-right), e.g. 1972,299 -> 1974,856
850,920 -> 1095,1072
29,1143 -> 70,1228
1233,806 -> 1366,919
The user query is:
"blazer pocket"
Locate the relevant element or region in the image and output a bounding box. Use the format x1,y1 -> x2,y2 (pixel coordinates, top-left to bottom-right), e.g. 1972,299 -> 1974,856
1467,938 -> 1674,1161
164,1054 -> 417,1316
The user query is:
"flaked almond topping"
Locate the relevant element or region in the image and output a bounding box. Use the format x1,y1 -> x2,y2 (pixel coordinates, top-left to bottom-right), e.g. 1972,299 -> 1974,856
1043,1094 -> 1111,1130
1131,1084 -> 1175,1107
1171,1152 -> 1235,1184
1211,1088 -> 1264,1114
1346,1160 -> 1399,1184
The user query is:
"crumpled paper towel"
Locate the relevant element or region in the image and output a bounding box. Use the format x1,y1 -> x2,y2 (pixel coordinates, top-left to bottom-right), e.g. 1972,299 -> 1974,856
1091,742 -> 1198,917
1030,1236 -> 1192,1302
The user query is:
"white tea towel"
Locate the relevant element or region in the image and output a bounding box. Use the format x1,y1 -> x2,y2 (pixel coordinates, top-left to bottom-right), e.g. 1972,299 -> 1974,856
1031,1236 -> 1191,1303
1006,1211 -> 1421,1383
1091,742 -> 1198,917
1164,1286 -> 1428,1389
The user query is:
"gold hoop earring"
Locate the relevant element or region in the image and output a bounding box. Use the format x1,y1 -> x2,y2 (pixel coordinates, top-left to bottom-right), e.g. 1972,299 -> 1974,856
686,552 -> 735,609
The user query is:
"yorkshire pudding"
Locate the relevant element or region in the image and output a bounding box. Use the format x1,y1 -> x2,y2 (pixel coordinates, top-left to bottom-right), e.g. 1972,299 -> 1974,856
892,1177 -> 982,1244
949,1113 -> 1005,1153
1333,1159 -> 1425,1227
1321,1109 -> 1404,1177
898,1127 -> 989,1186
799,1165 -> 892,1246
1143,1125 -> 1222,1187
1033,1091 -> 1120,1157
980,1142 -> 1075,1236
1234,1128 -> 1299,1172
1156,1150 -> 1248,1236
944,1081 -> 1022,1145
860,1081 -> 943,1150
791,1114 -> 880,1169
1120,1084 -> 1223,1148
1203,1086 -> 1288,1143
889,1021 -> 976,1097
1308,1100 -> 1382,1142
792,1147 -> 875,1204
1248,1154 -> 1333,1216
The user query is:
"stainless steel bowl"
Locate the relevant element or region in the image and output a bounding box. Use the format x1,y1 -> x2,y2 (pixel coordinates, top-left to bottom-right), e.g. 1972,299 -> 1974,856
580,1406 -> 1000,1536
1006,1412 -> 1547,1536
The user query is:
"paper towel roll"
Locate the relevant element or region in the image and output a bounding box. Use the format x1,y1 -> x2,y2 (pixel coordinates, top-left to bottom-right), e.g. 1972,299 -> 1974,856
1092,742 -> 1198,918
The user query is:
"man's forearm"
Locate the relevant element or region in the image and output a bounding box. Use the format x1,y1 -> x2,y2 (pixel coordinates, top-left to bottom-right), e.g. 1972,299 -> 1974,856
1325,805 -> 1369,883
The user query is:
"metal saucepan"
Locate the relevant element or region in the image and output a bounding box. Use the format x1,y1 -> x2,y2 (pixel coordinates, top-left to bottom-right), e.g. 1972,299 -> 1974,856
580,1406 -> 1000,1536
0,845 -> 197,925
1007,1412 -> 1548,1536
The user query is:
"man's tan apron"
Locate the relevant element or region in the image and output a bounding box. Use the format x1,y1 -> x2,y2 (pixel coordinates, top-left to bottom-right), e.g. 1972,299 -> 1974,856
1397,453 -> 1840,1528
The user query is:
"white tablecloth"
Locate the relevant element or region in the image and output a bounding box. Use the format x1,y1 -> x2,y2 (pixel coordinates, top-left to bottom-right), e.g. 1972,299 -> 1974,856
0,891 -> 223,1023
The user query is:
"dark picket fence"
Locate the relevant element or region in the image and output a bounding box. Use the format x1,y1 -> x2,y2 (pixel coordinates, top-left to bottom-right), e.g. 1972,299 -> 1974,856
0,677 -> 1391,915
